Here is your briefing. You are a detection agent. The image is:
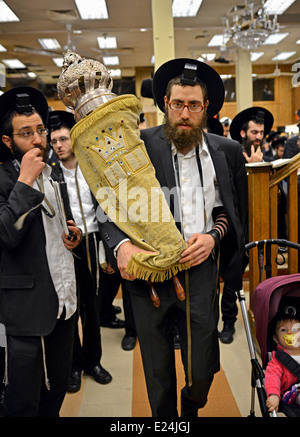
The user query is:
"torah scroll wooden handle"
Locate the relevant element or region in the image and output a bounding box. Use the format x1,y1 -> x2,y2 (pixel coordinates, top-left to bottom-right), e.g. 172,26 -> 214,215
147,282 -> 161,308
172,275 -> 185,301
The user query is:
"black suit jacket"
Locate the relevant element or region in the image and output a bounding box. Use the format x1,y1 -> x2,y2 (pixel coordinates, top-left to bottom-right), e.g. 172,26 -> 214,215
101,125 -> 248,291
0,159 -> 59,336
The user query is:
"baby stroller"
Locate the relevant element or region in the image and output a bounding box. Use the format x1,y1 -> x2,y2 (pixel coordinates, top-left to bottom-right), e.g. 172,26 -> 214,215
237,239 -> 300,417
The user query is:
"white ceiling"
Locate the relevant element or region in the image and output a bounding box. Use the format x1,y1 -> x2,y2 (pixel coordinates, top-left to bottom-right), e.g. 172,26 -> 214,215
0,0 -> 299,89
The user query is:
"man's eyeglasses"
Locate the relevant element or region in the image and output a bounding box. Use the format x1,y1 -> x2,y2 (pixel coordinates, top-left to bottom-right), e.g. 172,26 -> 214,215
13,128 -> 49,139
167,99 -> 206,113
49,136 -> 70,146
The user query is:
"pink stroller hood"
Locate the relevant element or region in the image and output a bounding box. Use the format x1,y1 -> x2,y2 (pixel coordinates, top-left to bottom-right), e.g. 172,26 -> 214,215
252,273 -> 300,366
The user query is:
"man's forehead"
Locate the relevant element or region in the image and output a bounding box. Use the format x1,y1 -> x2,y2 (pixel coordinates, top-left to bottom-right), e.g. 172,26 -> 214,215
169,84 -> 204,99
248,120 -> 264,129
50,127 -> 70,137
12,112 -> 43,129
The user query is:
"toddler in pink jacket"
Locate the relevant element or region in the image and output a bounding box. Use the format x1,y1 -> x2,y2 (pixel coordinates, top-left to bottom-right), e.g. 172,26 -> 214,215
265,317 -> 300,412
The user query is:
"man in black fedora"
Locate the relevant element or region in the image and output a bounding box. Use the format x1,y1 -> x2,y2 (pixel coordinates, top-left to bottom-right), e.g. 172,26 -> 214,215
48,110 -> 116,391
230,106 -> 274,163
100,58 -> 248,417
0,87 -> 82,416
219,106 -> 275,344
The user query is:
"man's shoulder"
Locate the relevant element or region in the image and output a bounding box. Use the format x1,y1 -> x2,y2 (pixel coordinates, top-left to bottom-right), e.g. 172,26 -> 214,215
206,132 -> 241,152
140,125 -> 164,141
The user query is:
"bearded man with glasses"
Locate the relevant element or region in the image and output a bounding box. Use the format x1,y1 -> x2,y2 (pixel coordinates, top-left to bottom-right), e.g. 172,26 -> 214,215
101,59 -> 248,417
0,86 -> 82,417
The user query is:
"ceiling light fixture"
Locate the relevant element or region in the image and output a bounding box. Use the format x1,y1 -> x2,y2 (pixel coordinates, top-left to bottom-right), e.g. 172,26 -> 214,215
263,0 -> 296,15
272,51 -> 296,61
172,0 -> 203,17
102,56 -> 119,66
74,0 -> 109,19
97,36 -> 117,49
0,1 -> 19,22
2,59 -> 26,69
250,52 -> 264,61
222,0 -> 280,50
38,38 -> 61,50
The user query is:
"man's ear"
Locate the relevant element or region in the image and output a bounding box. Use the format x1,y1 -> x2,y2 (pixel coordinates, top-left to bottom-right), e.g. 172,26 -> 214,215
1,135 -> 13,151
164,96 -> 168,111
240,130 -> 246,139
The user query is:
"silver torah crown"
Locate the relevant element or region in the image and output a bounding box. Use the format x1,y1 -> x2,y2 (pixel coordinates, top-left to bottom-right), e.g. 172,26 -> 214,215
57,50 -> 116,121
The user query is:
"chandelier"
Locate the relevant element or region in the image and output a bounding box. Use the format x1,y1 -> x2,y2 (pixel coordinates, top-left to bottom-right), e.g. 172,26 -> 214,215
222,1 -> 280,50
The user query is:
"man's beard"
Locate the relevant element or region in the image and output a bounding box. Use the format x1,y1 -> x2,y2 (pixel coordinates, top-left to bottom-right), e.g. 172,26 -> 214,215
163,112 -> 207,153
241,136 -> 263,157
10,138 -> 48,163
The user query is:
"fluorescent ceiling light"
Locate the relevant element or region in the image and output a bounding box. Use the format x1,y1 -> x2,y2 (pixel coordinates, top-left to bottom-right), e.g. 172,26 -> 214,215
27,72 -> 37,79
297,39 -> 300,44
200,53 -> 216,61
251,52 -> 264,61
172,0 -> 203,17
0,1 -> 19,22
208,34 -> 230,47
102,56 -> 119,66
74,0 -> 109,19
52,57 -> 64,67
109,69 -> 121,78
0,44 -> 7,52
38,38 -> 61,50
263,33 -> 289,45
2,59 -> 26,69
272,51 -> 296,61
264,0 -> 296,15
97,36 -> 117,49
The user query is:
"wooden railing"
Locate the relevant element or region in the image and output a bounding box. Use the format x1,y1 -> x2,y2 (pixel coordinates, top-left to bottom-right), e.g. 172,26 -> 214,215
246,153 -> 300,309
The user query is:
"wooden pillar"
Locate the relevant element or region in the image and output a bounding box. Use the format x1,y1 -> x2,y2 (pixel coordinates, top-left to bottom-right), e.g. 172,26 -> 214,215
151,0 -> 175,124
235,48 -> 253,113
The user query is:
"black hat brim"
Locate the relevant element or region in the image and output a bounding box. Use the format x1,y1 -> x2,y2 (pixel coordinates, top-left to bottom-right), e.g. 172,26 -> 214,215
230,106 -> 274,143
0,86 -> 49,161
152,58 -> 224,118
206,117 -> 224,136
48,110 -> 76,130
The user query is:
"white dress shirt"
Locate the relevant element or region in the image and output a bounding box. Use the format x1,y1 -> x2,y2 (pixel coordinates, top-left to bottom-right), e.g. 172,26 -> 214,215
60,163 -> 98,235
172,138 -> 222,241
34,165 -> 77,319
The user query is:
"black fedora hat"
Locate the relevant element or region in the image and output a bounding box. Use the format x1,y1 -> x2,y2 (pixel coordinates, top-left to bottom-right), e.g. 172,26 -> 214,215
206,117 -> 224,136
48,110 -> 76,131
230,106 -> 274,143
152,58 -> 225,118
0,86 -> 49,161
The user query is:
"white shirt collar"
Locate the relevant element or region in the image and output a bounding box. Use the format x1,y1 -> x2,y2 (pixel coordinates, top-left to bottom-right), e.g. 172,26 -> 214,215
171,136 -> 208,157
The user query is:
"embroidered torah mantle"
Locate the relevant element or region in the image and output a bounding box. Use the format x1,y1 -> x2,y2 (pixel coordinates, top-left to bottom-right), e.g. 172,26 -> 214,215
71,94 -> 190,282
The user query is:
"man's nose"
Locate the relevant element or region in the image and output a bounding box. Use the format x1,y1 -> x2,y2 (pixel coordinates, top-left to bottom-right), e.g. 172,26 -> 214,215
181,106 -> 190,117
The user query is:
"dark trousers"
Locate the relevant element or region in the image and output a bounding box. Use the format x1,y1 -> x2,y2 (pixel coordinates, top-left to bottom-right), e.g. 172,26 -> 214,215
73,232 -> 102,372
128,256 -> 219,417
98,271 -> 136,337
220,286 -> 238,324
4,312 -> 75,417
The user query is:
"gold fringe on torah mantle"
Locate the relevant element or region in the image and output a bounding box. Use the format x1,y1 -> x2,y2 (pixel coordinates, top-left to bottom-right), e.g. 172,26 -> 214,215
71,94 -> 190,282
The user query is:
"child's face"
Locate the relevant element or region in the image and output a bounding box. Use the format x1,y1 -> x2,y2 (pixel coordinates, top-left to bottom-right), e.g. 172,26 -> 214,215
274,318 -> 300,353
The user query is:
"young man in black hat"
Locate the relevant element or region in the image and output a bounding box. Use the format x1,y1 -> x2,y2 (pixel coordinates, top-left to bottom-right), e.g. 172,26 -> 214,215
230,106 -> 274,164
48,110 -> 119,392
0,87 -> 82,416
219,106 -> 275,344
100,58 -> 248,417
